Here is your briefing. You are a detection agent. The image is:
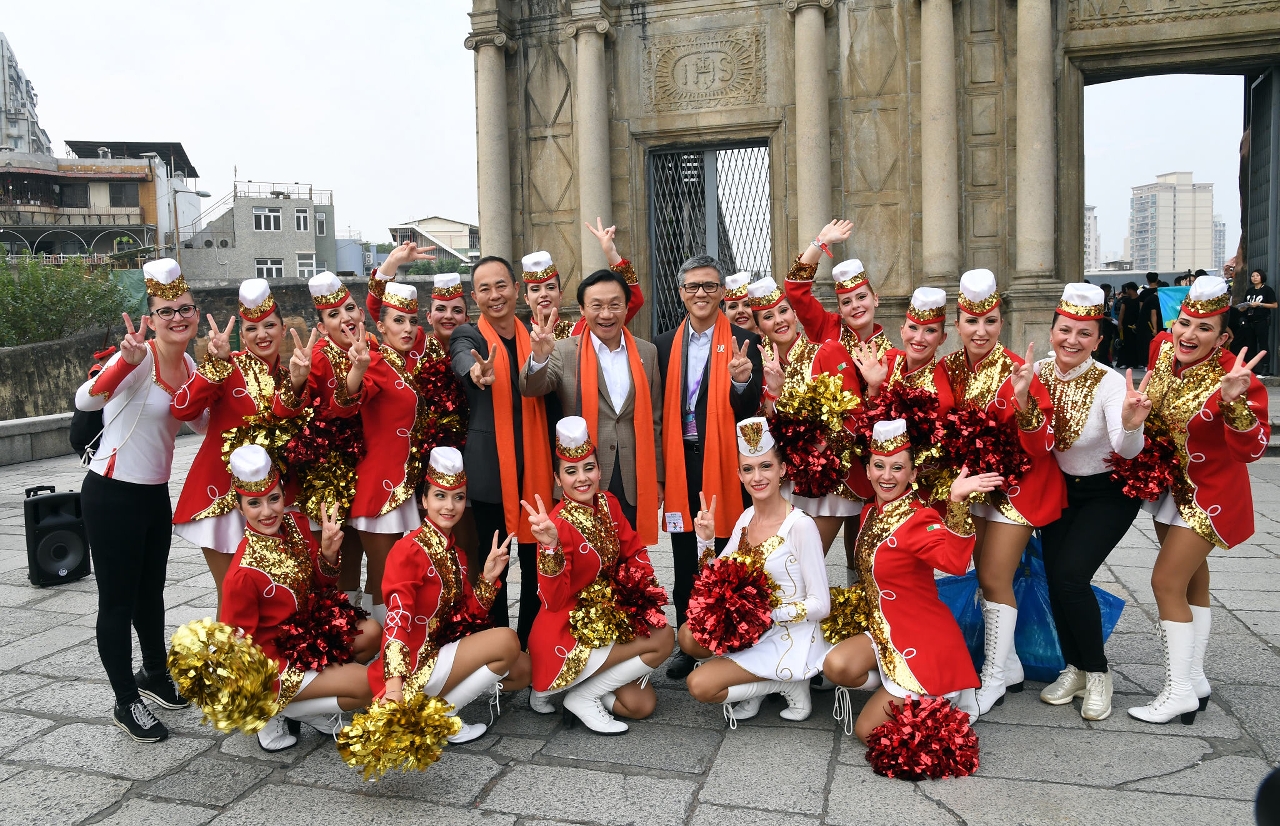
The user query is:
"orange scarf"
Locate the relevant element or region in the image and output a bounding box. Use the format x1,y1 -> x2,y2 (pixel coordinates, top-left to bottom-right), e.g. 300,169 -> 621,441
478,315 -> 553,544
579,328 -> 658,545
661,313 -> 742,538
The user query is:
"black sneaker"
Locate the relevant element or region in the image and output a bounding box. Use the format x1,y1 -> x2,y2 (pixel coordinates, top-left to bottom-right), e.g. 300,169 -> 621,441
114,699 -> 169,743
135,668 -> 189,709
666,651 -> 696,680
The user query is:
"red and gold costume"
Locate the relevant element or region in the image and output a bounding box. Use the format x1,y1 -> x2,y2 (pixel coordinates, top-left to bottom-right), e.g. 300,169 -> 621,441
785,256 -> 893,354
881,349 -> 938,394
219,512 -> 340,706
368,519 -> 499,699
567,258 -> 644,339
1143,332 -> 1270,548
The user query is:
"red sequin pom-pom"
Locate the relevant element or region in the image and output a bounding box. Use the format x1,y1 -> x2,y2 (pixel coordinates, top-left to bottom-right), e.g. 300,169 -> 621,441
852,383 -> 944,457
611,563 -> 670,638
942,406 -> 1032,486
436,602 -> 492,647
770,416 -> 846,498
865,696 -> 980,781
1107,433 -> 1177,502
687,557 -> 774,656
275,589 -> 369,672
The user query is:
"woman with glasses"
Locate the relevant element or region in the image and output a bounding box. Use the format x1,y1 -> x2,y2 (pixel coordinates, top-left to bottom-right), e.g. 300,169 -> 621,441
171,279 -> 311,611
74,259 -> 208,744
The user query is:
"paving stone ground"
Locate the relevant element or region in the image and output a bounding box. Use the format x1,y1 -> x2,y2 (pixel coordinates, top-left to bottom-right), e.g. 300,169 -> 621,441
0,436 -> 1276,824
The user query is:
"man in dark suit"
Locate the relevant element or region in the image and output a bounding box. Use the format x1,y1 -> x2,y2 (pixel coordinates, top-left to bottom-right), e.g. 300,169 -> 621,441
450,256 -> 550,648
655,254 -> 763,679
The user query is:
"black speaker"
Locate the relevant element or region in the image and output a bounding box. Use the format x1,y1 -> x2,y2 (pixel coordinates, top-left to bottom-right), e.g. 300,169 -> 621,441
25,486 -> 91,587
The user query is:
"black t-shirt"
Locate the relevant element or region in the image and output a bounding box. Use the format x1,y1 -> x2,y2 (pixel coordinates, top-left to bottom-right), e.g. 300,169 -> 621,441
1140,288 -> 1162,333
1245,285 -> 1276,323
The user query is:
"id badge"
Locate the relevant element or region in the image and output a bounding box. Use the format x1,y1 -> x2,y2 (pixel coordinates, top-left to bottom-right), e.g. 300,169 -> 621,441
665,512 -> 685,533
683,410 -> 697,438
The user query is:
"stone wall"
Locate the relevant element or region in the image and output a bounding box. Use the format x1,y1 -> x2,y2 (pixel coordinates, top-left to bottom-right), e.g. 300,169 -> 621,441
0,329 -> 115,421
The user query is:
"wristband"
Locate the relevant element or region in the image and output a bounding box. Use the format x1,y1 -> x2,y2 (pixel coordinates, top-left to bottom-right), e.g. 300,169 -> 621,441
810,237 -> 833,259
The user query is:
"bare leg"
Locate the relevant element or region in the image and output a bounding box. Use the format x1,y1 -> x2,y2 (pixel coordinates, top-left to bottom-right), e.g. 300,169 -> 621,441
822,634 -> 876,687
352,617 -> 381,663
355,531 -> 397,606
334,530 -> 364,592
975,523 -> 1033,607
843,516 -> 859,562
201,547 -> 233,614
439,627 -> 523,695
597,625 -> 676,672
853,686 -> 900,744
1150,526 -> 1213,622
813,516 -> 844,556
677,622 -> 715,659
292,662 -> 372,710
502,651 -> 532,692
686,657 -> 767,704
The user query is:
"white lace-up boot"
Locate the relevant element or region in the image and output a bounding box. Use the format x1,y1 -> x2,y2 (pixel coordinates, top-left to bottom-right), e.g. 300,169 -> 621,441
1127,621 -> 1200,725
563,656 -> 653,735
443,666 -> 506,743
975,600 -> 1019,714
1189,605 -> 1212,710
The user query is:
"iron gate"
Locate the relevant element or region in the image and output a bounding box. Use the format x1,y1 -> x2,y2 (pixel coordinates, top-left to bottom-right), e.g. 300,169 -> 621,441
647,143 -> 773,335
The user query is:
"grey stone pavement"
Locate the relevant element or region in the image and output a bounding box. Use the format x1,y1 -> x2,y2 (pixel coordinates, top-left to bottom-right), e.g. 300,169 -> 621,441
0,436 -> 1276,825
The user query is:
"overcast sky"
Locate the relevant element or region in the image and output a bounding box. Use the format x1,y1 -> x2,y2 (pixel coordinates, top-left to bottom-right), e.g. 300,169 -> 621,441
3,4 -> 1247,257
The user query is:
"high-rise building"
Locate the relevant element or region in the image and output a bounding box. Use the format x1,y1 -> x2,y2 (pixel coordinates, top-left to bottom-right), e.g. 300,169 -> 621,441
1213,214 -> 1226,271
1127,172 -> 1215,272
0,34 -> 52,155
1083,205 -> 1101,271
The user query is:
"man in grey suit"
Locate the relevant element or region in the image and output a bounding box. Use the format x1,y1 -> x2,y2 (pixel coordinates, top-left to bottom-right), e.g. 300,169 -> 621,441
520,268 -> 664,532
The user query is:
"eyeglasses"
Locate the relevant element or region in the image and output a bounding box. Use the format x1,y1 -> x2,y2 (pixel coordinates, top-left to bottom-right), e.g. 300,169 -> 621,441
151,304 -> 198,321
680,281 -> 723,296
586,302 -> 626,314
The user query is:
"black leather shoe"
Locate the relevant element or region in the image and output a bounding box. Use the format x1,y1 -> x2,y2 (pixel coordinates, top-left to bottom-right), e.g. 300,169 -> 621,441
666,652 -> 696,680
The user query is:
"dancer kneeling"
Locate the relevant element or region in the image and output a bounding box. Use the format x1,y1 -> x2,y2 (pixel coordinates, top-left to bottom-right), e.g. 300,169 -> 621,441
823,420 -> 1003,743
680,417 -> 832,725
525,417 -> 674,734
219,445 -> 381,752
370,447 -> 532,744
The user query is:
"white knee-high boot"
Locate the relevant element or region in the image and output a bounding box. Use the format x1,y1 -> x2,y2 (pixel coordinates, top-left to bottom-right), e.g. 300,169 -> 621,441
975,600 -> 1019,714
1189,605 -> 1212,709
563,656 -> 653,735
723,679 -> 782,725
283,696 -> 344,734
443,666 -> 506,744
1127,620 -> 1200,725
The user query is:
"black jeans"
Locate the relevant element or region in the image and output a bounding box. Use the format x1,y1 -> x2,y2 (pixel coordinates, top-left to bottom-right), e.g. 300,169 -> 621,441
81,471 -> 173,705
1244,321 -> 1272,374
669,441 -> 733,627
1040,472 -> 1141,673
607,461 -> 638,534
471,500 -> 539,649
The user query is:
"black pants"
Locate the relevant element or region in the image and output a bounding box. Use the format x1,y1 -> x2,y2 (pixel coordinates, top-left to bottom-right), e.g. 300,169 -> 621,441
471,500 -> 538,649
81,471 -> 173,705
1244,321 -> 1271,374
607,461 -> 638,533
669,441 -> 734,627
1040,472 -> 1141,673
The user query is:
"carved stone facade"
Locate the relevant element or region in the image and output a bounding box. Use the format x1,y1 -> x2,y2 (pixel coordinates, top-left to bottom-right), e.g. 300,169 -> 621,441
468,0 -> 1280,345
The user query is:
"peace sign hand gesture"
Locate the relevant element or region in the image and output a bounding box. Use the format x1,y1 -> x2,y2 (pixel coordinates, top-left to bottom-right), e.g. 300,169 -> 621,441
319,501 -> 344,562
289,326 -> 320,391
205,314 -> 237,361
1221,346 -> 1266,404
119,312 -> 151,365
482,530 -> 515,584
347,323 -> 371,374
694,492 -> 717,542
468,346 -> 497,388
1121,368 -> 1153,431
520,495 -> 559,547
760,343 -> 784,401
530,305 -> 559,362
1010,342 -> 1036,409
380,241 -> 431,276
852,341 -> 888,397
584,217 -> 622,266
728,338 -> 754,384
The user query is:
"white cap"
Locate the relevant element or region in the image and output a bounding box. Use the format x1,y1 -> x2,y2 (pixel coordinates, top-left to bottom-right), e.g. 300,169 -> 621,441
425,446 -> 466,489
555,415 -> 595,461
308,271 -> 348,308
1183,274 -> 1230,317
522,251 -> 554,273
833,259 -> 869,293
736,416 -> 775,458
746,276 -> 785,310
238,278 -> 276,321
958,268 -> 999,315
1057,283 -> 1106,320
869,419 -> 910,456
383,282 -> 418,311
724,271 -> 752,298
906,286 -> 947,324
434,272 -> 462,292
143,258 -> 182,285
229,444 -> 278,494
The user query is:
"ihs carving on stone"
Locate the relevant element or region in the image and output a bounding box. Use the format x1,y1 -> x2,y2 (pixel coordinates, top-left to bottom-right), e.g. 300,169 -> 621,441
643,26 -> 766,114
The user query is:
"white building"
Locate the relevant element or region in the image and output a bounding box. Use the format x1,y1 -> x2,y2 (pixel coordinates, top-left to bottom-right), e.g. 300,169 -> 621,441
1083,204 -> 1101,272
0,34 -> 51,155
1128,171 -> 1215,272
388,216 -> 479,266
1213,214 -> 1227,271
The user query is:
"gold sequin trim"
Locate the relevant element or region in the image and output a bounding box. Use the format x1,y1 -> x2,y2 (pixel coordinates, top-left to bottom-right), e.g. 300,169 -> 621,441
1057,300 -> 1104,320
277,666 -> 305,705
198,352 -> 234,383
311,286 -> 350,309
870,433 -> 911,456
147,274 -> 190,300
1182,295 -> 1230,317
240,294 -> 277,322
433,283 -> 464,300
749,286 -> 784,310
889,354 -> 938,393
941,347 -> 1013,410
835,273 -> 869,294
240,518 -> 314,610
1015,397 -> 1046,432
558,496 -> 620,570
786,256 -> 817,283
738,420 -> 766,452
547,641 -> 594,691
554,318 -> 574,341
854,496 -> 927,695
730,531 -> 783,609
611,259 -> 638,285
413,523 -> 462,609
383,294 -> 418,314
944,499 -> 975,536
233,471 -> 279,495
383,639 -> 411,680
1218,395 -> 1259,432
323,340 -> 360,408
786,601 -> 807,622
524,264 -> 558,283
473,577 -> 497,611
556,440 -> 596,461
958,292 -> 1000,316
906,302 -> 946,324
235,352 -> 280,414
368,275 -> 388,301
317,549 -> 341,578
425,467 -> 466,490
538,542 -> 566,577
725,284 -> 748,300
1040,362 -> 1106,451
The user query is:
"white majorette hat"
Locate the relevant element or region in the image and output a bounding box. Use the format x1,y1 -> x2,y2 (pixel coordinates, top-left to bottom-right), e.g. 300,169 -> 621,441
724,271 -> 752,300
833,259 -> 869,294
309,271 -> 350,310
143,258 -> 189,300
958,268 -> 1000,316
229,444 -> 279,496
433,272 -> 463,301
521,251 -> 557,285
1182,274 -> 1230,318
425,446 -> 466,490
1057,283 -> 1105,321
906,286 -> 947,325
747,276 -> 785,311
869,419 -> 911,457
555,415 -> 595,462
383,282 -> 418,315
238,278 -> 276,323
736,416 -> 775,457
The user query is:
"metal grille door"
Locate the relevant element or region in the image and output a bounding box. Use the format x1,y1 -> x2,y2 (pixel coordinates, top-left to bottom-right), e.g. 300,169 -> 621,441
1248,69 -> 1280,361
648,144 -> 772,335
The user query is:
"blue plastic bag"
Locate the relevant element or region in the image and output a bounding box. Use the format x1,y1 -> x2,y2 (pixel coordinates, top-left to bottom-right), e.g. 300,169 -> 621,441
935,533 -> 1126,683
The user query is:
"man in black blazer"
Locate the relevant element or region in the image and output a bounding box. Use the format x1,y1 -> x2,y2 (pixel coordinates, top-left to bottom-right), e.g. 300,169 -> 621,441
654,254 -> 763,679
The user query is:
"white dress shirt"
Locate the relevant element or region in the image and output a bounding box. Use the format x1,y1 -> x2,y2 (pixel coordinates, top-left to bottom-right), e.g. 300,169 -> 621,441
1034,356 -> 1144,477
527,332 -> 633,412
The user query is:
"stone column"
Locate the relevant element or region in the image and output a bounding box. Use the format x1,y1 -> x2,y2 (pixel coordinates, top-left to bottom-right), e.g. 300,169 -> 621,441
1015,0 -> 1055,280
568,19 -> 613,274
788,0 -> 834,268
465,31 -> 517,261
920,0 -> 959,284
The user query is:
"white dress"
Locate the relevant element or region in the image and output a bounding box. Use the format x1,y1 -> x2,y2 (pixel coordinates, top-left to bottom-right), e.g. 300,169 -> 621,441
718,507 -> 834,681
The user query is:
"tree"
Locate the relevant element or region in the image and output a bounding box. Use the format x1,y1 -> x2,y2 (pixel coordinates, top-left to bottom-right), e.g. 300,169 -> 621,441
435,256 -> 462,274
0,258 -> 129,347
408,260 -> 436,276
375,242 -> 396,253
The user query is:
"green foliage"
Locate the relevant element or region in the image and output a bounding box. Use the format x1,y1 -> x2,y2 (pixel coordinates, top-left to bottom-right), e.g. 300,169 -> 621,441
434,256 -> 462,274
0,259 -> 130,347
408,260 -> 436,276
375,242 -> 396,253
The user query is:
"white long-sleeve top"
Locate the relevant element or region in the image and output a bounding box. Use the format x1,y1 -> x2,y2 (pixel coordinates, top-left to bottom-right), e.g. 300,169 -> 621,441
75,342 -> 207,485
1034,356 -> 1144,478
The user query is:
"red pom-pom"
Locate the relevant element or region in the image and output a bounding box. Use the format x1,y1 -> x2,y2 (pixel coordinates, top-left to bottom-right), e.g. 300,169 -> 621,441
1107,433 -> 1178,502
865,696 -> 980,780
851,383 -> 944,457
770,416 -> 846,498
414,350 -> 468,452
687,557 -> 774,656
275,589 -> 369,672
282,412 -> 367,474
611,563 -> 670,638
941,406 -> 1032,486
435,600 -> 492,647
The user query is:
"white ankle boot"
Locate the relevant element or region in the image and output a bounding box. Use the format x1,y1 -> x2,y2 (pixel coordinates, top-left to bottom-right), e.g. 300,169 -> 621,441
776,679 -> 813,721
1128,620 -> 1200,725
256,715 -> 297,752
283,696 -> 344,734
371,603 -> 387,627
564,656 -> 653,735
443,666 -> 505,743
529,689 -> 556,714
723,680 -> 780,726
1005,649 -> 1025,692
1040,665 -> 1086,705
975,600 -> 1019,714
1189,605 -> 1212,710
343,589 -> 363,609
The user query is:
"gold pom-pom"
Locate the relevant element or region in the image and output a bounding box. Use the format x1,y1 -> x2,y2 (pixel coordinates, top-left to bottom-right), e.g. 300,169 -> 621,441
822,585 -> 873,644
569,577 -> 633,649
775,372 -> 860,438
337,694 -> 462,780
167,619 -> 281,734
